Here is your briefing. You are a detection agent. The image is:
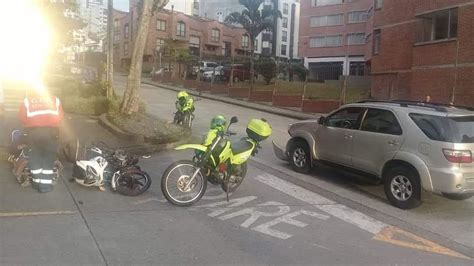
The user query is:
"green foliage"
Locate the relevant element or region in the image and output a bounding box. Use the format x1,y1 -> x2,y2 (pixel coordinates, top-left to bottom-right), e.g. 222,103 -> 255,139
256,57 -> 277,84
62,95 -> 109,115
279,62 -> 309,81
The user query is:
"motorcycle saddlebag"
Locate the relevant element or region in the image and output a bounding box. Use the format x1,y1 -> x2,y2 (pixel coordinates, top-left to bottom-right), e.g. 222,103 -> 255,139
246,119 -> 272,142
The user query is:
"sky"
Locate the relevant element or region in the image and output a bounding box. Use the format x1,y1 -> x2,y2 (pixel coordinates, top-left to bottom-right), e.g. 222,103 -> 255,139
114,0 -> 129,12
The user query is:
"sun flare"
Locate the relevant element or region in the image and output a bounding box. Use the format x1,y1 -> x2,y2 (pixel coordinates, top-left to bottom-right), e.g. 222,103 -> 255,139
0,0 -> 52,91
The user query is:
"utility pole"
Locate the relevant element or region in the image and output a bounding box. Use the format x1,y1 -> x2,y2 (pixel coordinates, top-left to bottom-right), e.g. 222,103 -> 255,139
106,0 -> 114,98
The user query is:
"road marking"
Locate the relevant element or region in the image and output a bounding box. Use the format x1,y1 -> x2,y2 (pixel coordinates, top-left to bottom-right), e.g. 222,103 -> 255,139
199,196 -> 257,217
256,174 -> 387,234
0,210 -> 77,218
373,226 -> 470,260
132,197 -> 168,205
218,201 -> 291,228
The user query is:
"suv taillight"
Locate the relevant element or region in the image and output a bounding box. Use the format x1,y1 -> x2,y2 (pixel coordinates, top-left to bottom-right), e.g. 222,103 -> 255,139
443,149 -> 472,163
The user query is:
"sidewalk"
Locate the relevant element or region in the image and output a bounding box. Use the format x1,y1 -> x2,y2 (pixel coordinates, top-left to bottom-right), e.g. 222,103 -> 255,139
143,79 -> 320,120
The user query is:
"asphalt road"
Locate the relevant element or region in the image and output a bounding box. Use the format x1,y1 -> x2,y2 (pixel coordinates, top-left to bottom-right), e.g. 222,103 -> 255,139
0,77 -> 472,265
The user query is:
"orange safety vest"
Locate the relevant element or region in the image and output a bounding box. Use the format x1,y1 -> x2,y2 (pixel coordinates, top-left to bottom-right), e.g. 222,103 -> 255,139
19,95 -> 64,128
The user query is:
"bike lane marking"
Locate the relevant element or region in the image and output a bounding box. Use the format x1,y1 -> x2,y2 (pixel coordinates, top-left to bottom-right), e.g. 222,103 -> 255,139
255,173 -> 471,260
0,210 -> 77,218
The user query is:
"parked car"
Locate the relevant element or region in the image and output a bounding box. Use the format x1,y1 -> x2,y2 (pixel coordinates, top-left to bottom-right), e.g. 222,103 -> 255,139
223,64 -> 255,82
202,66 -> 224,81
193,61 -> 220,75
274,100 -> 474,209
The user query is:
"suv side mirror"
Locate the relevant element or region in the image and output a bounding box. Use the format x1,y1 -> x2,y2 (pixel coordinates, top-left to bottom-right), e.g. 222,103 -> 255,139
318,116 -> 325,125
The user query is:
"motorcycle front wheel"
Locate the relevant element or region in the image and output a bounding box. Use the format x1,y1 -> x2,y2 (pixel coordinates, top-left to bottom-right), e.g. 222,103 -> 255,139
115,169 -> 152,196
161,160 -> 207,206
222,163 -> 247,193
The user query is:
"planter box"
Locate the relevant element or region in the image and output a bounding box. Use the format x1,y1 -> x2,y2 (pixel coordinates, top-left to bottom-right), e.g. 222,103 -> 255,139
272,94 -> 302,107
302,100 -> 340,113
228,87 -> 249,98
249,90 -> 273,102
210,84 -> 229,94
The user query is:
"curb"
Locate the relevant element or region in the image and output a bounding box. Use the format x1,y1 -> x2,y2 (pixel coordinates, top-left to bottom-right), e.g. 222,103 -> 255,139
142,81 -> 319,120
98,114 -> 191,155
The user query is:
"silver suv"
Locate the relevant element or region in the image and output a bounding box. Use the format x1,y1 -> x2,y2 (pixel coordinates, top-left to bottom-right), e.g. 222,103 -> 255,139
274,101 -> 474,209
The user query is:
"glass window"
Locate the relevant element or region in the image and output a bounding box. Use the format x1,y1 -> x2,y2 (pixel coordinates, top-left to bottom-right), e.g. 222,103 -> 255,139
325,107 -> 365,129
410,114 -> 474,143
123,42 -> 128,55
283,3 -> 289,15
310,14 -> 343,27
417,8 -> 458,42
176,21 -> 186,37
373,29 -> 381,55
124,24 -> 129,38
450,116 -> 474,143
211,29 -> 220,42
282,17 -> 288,28
347,33 -> 366,45
156,38 -> 165,51
375,0 -> 383,9
241,34 -> 249,48
348,11 -> 368,23
281,44 -> 287,56
361,109 -> 402,135
282,31 -> 287,42
157,19 -> 166,31
310,35 -> 343,48
312,0 -> 343,7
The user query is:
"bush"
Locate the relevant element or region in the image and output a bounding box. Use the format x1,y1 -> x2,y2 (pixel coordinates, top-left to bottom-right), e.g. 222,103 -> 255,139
256,57 -> 277,85
62,95 -> 109,115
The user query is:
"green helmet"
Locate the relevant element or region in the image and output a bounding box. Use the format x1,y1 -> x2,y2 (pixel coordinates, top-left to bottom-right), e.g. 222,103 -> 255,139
177,91 -> 189,100
210,115 -> 227,130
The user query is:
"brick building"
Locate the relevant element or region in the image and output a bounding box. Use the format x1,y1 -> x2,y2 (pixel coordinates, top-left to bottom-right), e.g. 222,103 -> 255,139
113,1 -> 249,72
371,0 -> 474,106
299,0 -> 373,81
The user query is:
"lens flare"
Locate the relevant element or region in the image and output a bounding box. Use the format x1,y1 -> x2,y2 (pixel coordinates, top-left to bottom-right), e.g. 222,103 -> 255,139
0,0 -> 52,91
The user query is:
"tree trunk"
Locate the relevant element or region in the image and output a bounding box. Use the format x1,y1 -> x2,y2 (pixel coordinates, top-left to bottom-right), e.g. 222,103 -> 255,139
120,0 -> 167,115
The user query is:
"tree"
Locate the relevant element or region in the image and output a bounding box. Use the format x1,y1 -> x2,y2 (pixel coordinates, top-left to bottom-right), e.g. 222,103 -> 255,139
256,57 -> 277,85
120,0 -> 169,115
225,0 -> 281,91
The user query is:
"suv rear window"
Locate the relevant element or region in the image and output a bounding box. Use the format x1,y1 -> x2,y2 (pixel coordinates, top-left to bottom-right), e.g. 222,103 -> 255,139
409,114 -> 474,143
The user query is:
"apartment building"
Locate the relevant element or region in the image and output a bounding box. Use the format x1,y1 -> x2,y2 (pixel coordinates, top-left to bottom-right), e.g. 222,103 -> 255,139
299,0 -> 373,81
78,0 -> 108,35
370,0 -> 474,106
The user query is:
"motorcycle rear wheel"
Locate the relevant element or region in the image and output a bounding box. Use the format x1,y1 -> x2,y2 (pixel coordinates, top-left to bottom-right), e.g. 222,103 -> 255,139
222,163 -> 247,193
161,160 -> 207,206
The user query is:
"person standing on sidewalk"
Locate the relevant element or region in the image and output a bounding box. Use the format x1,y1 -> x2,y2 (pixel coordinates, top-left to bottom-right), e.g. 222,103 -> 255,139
19,88 -> 64,193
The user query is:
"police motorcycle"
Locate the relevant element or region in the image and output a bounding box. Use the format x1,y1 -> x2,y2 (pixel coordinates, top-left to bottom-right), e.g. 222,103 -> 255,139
8,130 -> 62,186
72,142 -> 151,196
161,117 -> 272,206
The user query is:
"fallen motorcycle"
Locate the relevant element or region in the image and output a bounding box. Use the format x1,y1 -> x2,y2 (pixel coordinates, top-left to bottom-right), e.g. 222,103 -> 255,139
161,117 -> 272,206
72,142 -> 152,196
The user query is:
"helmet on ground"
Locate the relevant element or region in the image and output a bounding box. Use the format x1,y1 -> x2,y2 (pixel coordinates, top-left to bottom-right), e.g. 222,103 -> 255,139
210,115 -> 227,130
177,91 -> 189,100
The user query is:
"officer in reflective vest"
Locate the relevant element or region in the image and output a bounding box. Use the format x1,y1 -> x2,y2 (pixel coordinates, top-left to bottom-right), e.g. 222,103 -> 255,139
19,91 -> 64,193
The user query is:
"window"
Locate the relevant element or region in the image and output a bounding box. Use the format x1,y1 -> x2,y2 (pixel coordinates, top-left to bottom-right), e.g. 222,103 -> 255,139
211,29 -> 220,42
373,29 -> 381,54
361,109 -> 402,135
114,34 -> 120,42
283,3 -> 289,15
282,17 -> 288,28
156,38 -> 165,51
176,21 -> 186,37
309,35 -> 343,48
417,8 -> 458,42
375,0 -> 383,9
157,19 -> 166,31
348,11 -> 368,23
189,36 -> 200,55
325,107 -> 365,129
281,44 -> 287,56
310,14 -> 343,27
311,0 -> 343,7
241,34 -> 249,48
349,62 -> 365,76
124,42 -> 128,55
282,31 -> 287,42
410,114 -> 474,143
114,19 -> 119,31
347,33 -> 366,45
124,24 -> 129,38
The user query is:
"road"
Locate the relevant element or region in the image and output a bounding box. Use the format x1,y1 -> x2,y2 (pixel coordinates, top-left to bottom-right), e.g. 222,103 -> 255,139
0,76 -> 472,265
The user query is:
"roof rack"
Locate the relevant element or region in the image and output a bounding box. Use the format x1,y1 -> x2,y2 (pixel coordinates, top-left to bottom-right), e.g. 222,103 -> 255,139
392,100 -> 474,112
357,100 -> 448,112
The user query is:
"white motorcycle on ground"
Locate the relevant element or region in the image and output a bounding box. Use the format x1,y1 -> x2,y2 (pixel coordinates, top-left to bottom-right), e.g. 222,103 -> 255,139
72,142 -> 152,196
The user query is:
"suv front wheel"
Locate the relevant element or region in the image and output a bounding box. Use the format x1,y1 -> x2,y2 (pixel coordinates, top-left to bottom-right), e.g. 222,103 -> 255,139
383,166 -> 421,209
289,140 -> 311,173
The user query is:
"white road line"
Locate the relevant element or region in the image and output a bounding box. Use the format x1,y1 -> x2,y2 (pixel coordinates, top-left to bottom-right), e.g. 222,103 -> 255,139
256,174 -> 388,235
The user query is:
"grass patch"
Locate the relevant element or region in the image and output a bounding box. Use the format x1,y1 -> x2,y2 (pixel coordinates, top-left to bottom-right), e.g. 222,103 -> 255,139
107,112 -> 189,144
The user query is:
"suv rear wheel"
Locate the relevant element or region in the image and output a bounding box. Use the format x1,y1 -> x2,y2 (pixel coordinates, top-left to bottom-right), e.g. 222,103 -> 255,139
289,140 -> 311,173
383,166 -> 421,209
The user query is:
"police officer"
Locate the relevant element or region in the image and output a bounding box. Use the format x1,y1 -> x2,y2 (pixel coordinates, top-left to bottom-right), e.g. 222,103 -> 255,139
19,89 -> 63,193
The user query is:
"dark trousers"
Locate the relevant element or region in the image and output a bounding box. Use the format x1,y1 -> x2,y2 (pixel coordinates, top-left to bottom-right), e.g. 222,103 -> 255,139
27,127 -> 59,193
